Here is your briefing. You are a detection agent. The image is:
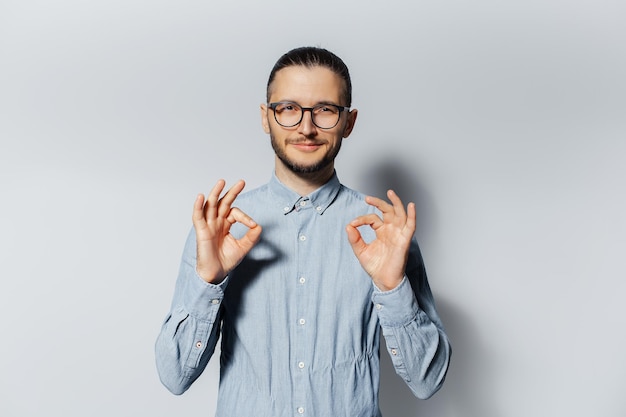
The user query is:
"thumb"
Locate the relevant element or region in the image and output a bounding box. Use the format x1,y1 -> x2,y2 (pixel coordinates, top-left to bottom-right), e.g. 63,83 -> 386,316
345,225 -> 366,255
238,224 -> 263,253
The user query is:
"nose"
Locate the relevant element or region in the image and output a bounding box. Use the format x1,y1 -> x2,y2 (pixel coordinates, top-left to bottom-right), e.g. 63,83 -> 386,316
297,108 -> 317,136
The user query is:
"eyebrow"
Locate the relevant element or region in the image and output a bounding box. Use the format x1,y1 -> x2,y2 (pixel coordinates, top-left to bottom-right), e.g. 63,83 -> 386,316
276,99 -> 344,107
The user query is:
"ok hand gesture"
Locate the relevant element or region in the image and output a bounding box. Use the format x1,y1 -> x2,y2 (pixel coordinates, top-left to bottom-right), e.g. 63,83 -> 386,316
346,190 -> 416,291
192,179 -> 262,284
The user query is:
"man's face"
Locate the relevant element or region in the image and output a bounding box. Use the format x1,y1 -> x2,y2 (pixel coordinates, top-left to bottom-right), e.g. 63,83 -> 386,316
261,65 -> 357,175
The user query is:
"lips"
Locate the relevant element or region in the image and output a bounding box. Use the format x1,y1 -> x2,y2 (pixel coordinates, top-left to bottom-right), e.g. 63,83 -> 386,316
288,139 -> 324,145
288,139 -> 324,152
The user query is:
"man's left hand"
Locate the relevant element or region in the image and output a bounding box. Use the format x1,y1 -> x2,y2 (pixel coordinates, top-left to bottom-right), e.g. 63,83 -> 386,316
346,190 -> 416,291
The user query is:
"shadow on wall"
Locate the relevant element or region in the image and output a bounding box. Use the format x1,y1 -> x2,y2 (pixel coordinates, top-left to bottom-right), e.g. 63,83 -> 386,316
357,159 -> 499,417
356,159 -> 436,241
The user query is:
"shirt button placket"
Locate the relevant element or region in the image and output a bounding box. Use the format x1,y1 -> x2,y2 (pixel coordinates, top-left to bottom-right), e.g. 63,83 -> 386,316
295,226 -> 308,415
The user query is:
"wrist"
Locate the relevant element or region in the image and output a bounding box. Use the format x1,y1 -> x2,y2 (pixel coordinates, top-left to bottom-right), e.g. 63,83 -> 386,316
196,265 -> 225,284
373,276 -> 403,292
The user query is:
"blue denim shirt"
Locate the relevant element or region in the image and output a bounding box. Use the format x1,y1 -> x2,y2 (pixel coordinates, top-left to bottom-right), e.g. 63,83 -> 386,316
155,172 -> 450,417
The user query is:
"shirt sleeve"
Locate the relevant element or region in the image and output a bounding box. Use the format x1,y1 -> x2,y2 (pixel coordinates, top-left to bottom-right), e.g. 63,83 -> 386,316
155,228 -> 227,395
371,238 -> 451,399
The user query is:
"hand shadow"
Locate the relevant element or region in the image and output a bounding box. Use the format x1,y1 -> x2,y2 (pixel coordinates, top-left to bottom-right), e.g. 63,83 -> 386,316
356,159 -> 499,417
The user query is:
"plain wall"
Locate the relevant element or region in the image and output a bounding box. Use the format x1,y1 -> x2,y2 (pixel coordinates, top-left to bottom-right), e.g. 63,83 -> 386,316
1,1 -> 625,416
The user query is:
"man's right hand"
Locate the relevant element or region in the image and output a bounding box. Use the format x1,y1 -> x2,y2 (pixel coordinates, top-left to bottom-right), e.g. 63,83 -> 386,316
192,179 -> 262,284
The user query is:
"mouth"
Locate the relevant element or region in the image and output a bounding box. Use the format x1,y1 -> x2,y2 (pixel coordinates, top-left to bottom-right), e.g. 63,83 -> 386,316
288,139 -> 325,152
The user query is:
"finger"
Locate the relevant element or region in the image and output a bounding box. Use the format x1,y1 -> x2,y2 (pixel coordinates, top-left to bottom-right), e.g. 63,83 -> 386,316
238,223 -> 263,253
217,179 -> 246,218
226,207 -> 258,229
206,179 -> 226,220
387,189 -> 407,220
349,214 -> 384,230
405,202 -> 417,235
364,195 -> 394,214
345,224 -> 367,254
192,193 -> 206,225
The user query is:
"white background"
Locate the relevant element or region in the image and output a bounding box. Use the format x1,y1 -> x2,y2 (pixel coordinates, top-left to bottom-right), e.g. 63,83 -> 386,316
1,1 -> 625,416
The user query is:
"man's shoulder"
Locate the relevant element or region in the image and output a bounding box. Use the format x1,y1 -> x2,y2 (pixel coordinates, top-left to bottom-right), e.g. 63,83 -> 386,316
337,183 -> 374,209
240,181 -> 271,197
338,183 -> 366,201
234,182 -> 271,205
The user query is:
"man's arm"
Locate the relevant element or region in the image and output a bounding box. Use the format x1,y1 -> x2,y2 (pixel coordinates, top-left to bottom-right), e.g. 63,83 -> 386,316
347,190 -> 451,398
155,180 -> 261,394
155,230 -> 225,394
372,240 -> 451,399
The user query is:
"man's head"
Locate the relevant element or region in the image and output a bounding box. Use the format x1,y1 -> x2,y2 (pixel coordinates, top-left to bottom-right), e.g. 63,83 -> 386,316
261,47 -> 358,179
266,46 -> 352,107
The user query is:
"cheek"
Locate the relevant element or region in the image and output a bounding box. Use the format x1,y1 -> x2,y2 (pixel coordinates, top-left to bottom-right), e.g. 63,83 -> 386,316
327,137 -> 343,153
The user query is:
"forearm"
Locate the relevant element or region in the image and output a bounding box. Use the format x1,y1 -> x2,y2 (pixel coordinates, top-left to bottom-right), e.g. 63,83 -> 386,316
155,302 -> 221,395
155,232 -> 226,394
373,276 -> 451,399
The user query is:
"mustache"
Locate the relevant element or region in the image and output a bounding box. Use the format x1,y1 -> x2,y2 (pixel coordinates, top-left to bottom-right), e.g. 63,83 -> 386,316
286,138 -> 326,145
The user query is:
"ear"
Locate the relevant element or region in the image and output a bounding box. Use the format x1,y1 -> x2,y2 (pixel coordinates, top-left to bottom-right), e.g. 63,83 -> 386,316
342,109 -> 358,138
260,103 -> 270,134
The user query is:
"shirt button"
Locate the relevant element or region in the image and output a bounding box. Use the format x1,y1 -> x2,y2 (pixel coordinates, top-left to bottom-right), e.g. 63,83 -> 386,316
299,200 -> 306,207
211,299 -> 220,305
299,277 -> 306,284
299,235 -> 306,241
376,303 -> 382,310
297,407 -> 305,414
299,318 -> 306,325
315,206 -> 322,212
391,349 -> 398,355
196,341 -> 202,348
298,361 -> 305,369
283,206 -> 290,212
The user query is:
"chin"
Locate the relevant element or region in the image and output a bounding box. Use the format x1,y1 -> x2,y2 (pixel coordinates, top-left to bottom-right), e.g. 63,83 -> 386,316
271,133 -> 340,175
283,156 -> 333,175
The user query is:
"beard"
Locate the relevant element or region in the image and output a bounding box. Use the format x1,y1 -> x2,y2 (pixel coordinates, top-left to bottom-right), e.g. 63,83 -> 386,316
270,131 -> 342,175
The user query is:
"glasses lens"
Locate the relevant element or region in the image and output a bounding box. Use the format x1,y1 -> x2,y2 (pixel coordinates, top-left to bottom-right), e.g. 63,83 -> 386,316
312,105 -> 340,129
273,102 -> 302,127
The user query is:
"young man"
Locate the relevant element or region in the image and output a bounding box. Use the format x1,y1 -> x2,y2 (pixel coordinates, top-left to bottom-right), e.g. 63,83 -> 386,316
155,46 -> 450,416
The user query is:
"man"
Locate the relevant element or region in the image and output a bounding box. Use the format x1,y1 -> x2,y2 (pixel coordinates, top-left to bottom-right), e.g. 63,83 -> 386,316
155,46 -> 450,416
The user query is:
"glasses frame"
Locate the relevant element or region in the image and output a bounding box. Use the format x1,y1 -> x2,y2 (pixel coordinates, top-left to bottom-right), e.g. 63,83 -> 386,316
268,101 -> 350,130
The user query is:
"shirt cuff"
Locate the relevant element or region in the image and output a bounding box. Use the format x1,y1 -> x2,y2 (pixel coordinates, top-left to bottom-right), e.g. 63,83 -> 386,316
371,276 -> 420,327
182,272 -> 229,320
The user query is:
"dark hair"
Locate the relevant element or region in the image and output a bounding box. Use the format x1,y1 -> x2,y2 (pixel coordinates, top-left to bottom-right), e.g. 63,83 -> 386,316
266,46 -> 352,107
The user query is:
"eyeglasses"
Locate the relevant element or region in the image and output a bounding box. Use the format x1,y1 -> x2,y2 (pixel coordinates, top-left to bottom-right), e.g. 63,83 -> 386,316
268,101 -> 350,129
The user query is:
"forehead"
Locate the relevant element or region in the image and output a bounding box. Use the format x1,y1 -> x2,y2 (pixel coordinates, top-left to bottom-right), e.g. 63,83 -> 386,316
268,65 -> 344,104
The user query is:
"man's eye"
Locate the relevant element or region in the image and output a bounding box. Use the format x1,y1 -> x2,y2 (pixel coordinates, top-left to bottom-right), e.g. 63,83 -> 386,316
315,106 -> 337,114
278,104 -> 297,112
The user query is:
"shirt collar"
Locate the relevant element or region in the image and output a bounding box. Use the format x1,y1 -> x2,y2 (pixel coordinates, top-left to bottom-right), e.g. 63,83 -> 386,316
269,171 -> 341,215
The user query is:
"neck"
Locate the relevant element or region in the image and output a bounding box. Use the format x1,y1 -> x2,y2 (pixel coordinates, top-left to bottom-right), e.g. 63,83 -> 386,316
274,157 -> 335,196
